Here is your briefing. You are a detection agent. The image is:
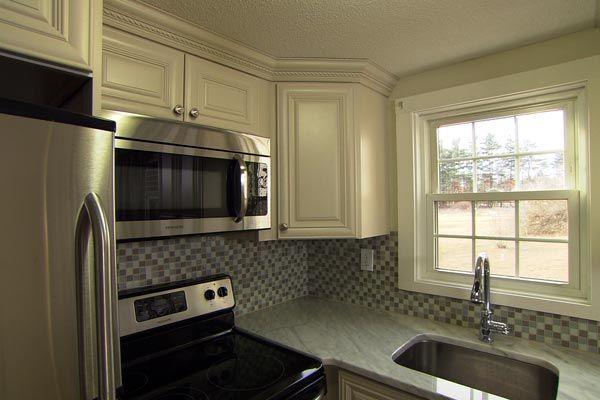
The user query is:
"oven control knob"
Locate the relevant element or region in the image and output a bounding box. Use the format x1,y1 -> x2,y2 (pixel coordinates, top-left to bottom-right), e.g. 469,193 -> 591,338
217,286 -> 228,297
204,289 -> 216,301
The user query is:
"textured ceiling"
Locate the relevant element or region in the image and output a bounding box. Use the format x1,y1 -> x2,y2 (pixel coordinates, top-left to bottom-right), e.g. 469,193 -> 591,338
137,0 -> 597,77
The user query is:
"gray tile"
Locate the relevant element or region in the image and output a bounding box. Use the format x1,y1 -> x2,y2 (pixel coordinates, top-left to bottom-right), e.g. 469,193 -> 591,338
117,231 -> 600,354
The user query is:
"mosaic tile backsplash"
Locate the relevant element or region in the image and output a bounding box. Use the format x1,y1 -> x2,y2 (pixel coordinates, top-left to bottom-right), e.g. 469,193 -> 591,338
117,235 -> 308,315
117,232 -> 600,354
306,233 -> 600,354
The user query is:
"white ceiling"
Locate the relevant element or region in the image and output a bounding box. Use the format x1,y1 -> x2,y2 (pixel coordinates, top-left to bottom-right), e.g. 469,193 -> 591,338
137,0 -> 597,77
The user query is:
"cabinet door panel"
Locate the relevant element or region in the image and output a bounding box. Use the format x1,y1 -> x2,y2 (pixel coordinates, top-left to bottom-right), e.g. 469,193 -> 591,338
339,371 -> 424,400
296,100 -> 342,220
101,26 -> 184,121
278,83 -> 356,238
0,0 -> 91,70
185,55 -> 266,134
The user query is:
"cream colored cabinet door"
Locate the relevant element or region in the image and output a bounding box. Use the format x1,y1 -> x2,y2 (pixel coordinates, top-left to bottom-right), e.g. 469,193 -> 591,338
0,0 -> 92,70
278,83 -> 357,239
101,26 -> 185,121
339,371 -> 425,400
185,54 -> 268,135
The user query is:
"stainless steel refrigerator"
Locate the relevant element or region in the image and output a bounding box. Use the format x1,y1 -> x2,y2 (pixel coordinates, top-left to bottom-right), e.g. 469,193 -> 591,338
0,99 -> 121,400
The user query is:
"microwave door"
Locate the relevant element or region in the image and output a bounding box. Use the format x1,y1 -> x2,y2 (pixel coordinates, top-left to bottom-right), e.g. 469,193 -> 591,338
114,138 -> 271,240
180,156 -> 202,219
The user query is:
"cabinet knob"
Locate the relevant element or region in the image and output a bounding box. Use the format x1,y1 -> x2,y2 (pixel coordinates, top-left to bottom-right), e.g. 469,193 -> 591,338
173,104 -> 184,115
189,108 -> 199,118
280,223 -> 289,231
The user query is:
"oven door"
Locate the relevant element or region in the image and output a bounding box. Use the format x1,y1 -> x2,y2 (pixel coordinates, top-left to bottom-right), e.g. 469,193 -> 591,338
115,139 -> 270,240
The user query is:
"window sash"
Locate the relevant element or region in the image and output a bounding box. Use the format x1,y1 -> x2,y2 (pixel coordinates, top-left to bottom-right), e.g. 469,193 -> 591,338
425,190 -> 581,297
429,100 -> 577,193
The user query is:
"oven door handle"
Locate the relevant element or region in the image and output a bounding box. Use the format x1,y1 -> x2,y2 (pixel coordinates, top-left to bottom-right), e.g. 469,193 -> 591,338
232,154 -> 248,222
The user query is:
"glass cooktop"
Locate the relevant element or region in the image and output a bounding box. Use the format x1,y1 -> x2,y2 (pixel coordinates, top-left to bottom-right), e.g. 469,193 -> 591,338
120,329 -> 322,400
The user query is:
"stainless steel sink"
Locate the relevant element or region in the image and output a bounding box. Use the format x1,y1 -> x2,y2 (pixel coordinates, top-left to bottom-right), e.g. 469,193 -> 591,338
393,336 -> 559,400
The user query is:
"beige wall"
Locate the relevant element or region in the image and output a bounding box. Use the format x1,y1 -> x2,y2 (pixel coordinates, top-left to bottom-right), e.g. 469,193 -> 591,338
388,27 -> 600,230
392,28 -> 600,99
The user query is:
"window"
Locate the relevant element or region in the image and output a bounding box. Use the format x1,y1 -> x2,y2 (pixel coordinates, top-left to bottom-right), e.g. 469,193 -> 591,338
431,108 -> 575,284
395,68 -> 595,319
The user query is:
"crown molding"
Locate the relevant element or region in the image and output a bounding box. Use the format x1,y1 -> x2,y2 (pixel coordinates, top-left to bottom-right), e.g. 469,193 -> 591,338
103,0 -> 398,95
272,58 -> 397,96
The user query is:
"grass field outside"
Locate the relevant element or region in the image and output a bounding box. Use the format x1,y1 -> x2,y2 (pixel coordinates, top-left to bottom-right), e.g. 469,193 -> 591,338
436,205 -> 568,282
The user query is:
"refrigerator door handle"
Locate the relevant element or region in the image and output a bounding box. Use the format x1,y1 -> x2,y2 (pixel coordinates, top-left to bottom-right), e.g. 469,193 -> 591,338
76,192 -> 121,400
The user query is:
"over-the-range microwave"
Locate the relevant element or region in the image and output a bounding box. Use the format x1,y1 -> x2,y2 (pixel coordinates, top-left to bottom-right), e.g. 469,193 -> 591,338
110,115 -> 270,240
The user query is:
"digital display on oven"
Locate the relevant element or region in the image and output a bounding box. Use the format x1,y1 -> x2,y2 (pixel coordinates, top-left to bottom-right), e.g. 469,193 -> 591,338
134,291 -> 188,322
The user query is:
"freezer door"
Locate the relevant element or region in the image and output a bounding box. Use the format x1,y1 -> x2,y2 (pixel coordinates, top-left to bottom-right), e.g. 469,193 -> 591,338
0,113 -> 120,400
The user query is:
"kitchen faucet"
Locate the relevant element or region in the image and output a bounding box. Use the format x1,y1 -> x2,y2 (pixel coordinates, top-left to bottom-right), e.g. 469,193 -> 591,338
470,253 -> 512,343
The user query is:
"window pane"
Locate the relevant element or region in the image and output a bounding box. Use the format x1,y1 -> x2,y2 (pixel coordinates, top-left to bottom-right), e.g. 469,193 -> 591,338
438,123 -> 473,160
519,242 -> 568,282
518,153 -> 565,190
475,201 -> 515,237
439,160 -> 473,193
519,200 -> 568,239
437,201 -> 471,235
476,157 -> 515,192
476,240 -> 516,277
475,117 -> 515,156
437,237 -> 472,272
517,110 -> 565,152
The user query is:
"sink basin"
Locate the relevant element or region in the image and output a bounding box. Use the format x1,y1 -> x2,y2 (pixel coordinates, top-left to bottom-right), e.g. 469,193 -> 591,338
393,335 -> 558,400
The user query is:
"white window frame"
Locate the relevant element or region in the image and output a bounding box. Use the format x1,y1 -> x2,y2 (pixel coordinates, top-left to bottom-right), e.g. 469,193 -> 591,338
425,100 -> 579,296
394,58 -> 597,319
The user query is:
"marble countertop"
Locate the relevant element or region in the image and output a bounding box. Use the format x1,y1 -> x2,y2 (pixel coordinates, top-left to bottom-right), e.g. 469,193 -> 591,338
236,297 -> 600,400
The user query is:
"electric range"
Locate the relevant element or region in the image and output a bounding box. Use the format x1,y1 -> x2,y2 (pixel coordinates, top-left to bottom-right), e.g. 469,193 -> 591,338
117,275 -> 325,400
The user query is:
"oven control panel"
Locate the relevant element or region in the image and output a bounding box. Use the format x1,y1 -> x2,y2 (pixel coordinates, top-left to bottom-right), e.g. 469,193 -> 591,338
119,276 -> 235,337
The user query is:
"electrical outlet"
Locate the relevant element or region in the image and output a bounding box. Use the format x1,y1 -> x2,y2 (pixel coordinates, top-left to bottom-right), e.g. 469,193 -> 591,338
360,249 -> 374,271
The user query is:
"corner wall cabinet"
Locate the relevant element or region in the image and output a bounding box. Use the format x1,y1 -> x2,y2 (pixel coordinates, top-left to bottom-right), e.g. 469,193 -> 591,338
101,27 -> 270,136
277,83 -> 389,239
0,0 -> 92,70
339,370 -> 424,400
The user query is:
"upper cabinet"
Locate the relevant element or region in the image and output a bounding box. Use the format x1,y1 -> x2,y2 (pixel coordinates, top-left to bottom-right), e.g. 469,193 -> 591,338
102,26 -> 184,121
0,0 -> 93,70
101,27 -> 270,136
277,83 -> 389,239
185,55 -> 269,135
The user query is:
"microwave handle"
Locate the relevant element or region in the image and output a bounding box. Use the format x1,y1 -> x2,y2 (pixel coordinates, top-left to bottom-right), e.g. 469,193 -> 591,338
232,155 -> 248,222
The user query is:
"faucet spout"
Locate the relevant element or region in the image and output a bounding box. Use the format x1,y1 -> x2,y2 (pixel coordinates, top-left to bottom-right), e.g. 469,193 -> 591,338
470,253 -> 512,343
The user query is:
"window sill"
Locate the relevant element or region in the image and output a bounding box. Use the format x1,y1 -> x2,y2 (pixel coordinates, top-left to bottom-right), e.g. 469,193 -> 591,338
397,272 -> 597,319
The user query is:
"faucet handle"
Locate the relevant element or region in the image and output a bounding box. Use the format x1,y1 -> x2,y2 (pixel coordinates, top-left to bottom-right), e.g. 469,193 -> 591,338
470,255 -> 484,304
